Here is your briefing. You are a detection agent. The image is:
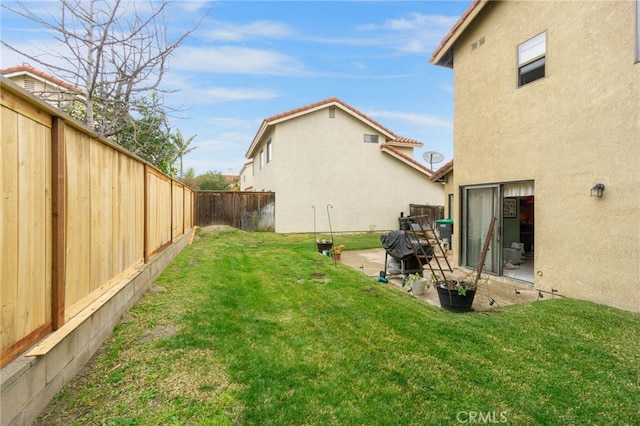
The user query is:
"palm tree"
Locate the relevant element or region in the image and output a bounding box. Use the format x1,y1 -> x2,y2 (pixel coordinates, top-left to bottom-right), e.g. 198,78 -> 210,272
171,130 -> 197,178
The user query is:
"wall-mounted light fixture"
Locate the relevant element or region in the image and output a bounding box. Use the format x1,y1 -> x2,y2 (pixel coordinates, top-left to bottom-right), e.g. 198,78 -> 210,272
590,183 -> 605,198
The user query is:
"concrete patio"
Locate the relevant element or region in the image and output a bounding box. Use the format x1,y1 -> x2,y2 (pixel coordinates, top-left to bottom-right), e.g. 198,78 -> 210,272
340,248 -> 544,311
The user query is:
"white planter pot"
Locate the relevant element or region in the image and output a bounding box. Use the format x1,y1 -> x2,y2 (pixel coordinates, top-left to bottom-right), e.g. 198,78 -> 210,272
410,279 -> 427,296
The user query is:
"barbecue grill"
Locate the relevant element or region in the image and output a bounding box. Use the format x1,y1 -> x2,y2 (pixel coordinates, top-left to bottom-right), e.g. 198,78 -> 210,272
380,230 -> 433,279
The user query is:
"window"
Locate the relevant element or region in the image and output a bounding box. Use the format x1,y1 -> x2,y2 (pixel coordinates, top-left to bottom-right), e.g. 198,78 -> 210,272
266,139 -> 272,163
518,32 -> 546,86
363,134 -> 379,143
259,149 -> 264,169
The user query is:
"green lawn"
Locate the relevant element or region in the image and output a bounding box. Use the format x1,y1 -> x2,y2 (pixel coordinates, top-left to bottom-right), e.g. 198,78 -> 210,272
38,227 -> 640,425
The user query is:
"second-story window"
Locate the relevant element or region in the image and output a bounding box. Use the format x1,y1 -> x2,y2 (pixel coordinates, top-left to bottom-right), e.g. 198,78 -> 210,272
266,139 -> 272,163
363,134 -> 379,143
259,149 -> 264,169
518,32 -> 546,87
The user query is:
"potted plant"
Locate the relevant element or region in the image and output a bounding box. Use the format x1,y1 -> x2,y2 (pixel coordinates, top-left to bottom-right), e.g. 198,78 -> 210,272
330,244 -> 345,260
432,274 -> 477,312
404,272 -> 429,296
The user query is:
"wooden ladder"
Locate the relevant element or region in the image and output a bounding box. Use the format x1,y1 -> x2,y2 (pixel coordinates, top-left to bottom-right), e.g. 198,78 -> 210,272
398,215 -> 452,282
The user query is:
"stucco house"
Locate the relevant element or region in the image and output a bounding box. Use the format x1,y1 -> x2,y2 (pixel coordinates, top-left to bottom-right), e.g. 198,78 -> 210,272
245,97 -> 444,233
1,63 -> 84,109
430,0 -> 639,312
239,161 -> 254,191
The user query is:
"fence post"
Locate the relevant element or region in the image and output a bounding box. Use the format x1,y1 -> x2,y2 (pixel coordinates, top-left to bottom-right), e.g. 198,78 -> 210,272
143,165 -> 149,263
51,117 -> 66,329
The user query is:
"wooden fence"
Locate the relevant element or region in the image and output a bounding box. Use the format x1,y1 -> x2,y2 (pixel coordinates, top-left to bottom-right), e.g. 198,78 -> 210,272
409,204 -> 445,222
196,191 -> 275,231
1,78 -> 194,367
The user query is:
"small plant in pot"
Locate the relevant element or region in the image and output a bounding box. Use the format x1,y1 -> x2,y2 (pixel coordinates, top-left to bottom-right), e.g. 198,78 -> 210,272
431,274 -> 477,312
330,244 -> 345,260
404,272 -> 430,296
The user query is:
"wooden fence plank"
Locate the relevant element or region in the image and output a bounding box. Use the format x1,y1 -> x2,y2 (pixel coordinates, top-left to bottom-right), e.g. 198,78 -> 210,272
65,130 -> 91,312
1,106 -> 19,353
16,114 -> 51,338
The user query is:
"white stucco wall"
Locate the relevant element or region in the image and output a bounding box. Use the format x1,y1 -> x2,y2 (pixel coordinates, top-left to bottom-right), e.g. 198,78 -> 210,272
251,106 -> 443,233
449,1 -> 640,312
239,162 -> 253,191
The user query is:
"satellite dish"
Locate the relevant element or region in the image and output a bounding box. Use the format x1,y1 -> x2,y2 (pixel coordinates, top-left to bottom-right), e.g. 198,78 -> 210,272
423,151 -> 444,170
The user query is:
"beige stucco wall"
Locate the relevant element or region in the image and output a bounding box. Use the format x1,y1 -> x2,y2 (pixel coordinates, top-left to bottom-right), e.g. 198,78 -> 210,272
442,169 -> 455,220
450,1 -> 639,312
251,107 -> 443,233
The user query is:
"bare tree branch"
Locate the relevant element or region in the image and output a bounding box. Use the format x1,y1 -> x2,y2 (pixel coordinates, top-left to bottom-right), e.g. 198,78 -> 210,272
1,0 -> 208,139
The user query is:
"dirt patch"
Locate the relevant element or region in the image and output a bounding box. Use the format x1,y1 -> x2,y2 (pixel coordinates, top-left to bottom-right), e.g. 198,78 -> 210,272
138,325 -> 178,343
198,225 -> 236,234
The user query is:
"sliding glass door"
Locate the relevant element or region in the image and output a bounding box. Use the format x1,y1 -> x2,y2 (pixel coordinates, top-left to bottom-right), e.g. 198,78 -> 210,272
463,185 -> 500,274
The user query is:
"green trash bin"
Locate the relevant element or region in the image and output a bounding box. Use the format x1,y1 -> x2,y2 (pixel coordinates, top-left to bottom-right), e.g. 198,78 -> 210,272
435,219 -> 453,249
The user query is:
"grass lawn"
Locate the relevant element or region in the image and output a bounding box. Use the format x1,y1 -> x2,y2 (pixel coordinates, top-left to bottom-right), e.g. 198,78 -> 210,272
37,227 -> 640,425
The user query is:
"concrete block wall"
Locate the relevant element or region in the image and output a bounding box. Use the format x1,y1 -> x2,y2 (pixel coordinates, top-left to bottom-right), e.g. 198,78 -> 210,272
0,231 -> 192,426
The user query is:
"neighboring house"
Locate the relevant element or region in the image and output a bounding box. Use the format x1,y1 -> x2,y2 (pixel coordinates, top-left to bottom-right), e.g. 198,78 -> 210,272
431,0 -> 639,312
1,63 -> 84,109
430,159 -> 454,220
223,168 -> 240,190
239,161 -> 254,191
245,97 -> 444,233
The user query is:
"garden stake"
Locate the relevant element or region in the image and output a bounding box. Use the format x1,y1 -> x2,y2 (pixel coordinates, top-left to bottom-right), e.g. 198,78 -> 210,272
326,204 -> 336,266
312,205 -> 316,251
326,204 -> 334,242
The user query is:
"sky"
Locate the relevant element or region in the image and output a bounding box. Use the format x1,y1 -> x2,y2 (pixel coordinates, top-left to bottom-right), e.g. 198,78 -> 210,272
1,1 -> 471,176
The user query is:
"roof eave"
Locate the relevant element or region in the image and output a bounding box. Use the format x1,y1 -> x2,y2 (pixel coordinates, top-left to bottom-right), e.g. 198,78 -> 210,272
387,139 -> 424,149
380,144 -> 433,178
430,159 -> 454,182
430,0 -> 489,67
245,121 -> 269,159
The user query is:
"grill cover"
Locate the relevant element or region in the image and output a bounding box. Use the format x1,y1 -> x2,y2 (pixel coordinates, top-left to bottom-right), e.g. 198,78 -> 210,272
380,230 -> 416,261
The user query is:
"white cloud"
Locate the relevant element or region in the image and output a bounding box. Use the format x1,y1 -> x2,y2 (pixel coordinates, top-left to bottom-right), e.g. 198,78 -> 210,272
358,13 -> 457,32
367,110 -> 452,129
209,117 -> 258,129
355,12 -> 460,55
182,130 -> 255,173
204,20 -> 293,42
0,38 -> 72,71
177,1 -> 212,13
201,87 -> 279,102
172,45 -> 307,75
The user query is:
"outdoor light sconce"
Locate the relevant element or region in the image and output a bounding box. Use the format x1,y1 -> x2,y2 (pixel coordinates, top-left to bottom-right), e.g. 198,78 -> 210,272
590,183 -> 605,198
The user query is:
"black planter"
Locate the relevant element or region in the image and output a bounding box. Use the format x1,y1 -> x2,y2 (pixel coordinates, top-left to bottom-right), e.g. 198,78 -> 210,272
436,286 -> 476,312
316,242 -> 333,253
